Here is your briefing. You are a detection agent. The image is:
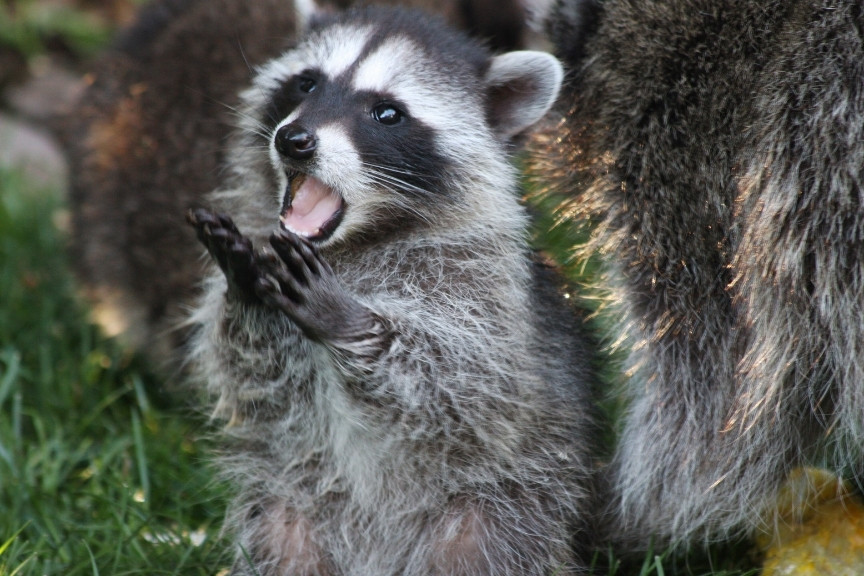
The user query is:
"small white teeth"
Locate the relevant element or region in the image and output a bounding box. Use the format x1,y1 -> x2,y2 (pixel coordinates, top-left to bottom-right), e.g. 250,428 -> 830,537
279,219 -> 318,238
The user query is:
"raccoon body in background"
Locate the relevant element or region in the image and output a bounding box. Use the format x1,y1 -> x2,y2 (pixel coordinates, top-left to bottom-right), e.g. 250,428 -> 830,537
186,7 -> 599,575
535,0 -> 864,550
63,0 -> 533,373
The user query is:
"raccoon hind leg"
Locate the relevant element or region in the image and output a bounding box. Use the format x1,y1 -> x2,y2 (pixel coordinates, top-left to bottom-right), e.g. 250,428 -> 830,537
424,494 -> 578,576
231,502 -> 332,576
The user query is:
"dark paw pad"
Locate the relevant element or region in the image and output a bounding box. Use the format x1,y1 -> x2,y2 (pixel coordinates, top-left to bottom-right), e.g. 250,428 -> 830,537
253,230 -> 354,340
186,208 -> 259,301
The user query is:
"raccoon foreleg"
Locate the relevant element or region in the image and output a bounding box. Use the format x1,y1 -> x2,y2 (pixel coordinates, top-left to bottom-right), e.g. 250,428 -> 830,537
255,229 -> 388,352
186,208 -> 260,302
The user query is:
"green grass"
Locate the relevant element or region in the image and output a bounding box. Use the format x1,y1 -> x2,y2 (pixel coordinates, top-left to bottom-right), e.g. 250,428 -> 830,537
0,168 -> 232,575
0,0 -> 113,59
0,164 -> 759,575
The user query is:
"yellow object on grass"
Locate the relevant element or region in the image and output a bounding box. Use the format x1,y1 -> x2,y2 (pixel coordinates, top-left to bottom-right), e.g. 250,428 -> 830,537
758,468 -> 864,576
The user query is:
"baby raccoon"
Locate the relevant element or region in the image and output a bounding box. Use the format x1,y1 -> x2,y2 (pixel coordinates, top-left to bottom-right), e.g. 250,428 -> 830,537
186,6 -> 599,575
532,0 -> 864,554
64,0 -> 533,374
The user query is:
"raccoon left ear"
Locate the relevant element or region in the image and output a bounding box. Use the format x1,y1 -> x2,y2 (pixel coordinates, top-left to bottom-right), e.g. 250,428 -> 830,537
485,51 -> 563,139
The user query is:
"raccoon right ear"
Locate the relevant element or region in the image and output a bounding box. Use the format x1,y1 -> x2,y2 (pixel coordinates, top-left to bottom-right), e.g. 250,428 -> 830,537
484,50 -> 563,139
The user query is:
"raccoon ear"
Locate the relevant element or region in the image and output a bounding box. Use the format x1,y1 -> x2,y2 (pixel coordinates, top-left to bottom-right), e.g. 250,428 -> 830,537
484,50 -> 563,139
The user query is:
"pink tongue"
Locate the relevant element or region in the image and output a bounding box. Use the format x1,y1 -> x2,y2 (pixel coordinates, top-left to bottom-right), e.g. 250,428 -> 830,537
280,176 -> 342,237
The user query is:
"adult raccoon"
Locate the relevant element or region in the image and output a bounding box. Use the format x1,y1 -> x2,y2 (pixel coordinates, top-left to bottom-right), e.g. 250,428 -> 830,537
186,6 -> 600,575
63,0 -> 533,373
533,0 -> 864,551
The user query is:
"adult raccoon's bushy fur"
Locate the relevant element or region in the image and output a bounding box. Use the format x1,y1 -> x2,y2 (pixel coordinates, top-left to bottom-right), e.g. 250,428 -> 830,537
534,0 -> 864,549
185,6 -> 600,574
65,0 -> 300,369
63,0 -> 532,372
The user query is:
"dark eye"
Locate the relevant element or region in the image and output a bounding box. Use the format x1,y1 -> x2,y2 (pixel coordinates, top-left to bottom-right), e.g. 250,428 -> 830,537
372,103 -> 403,125
297,76 -> 316,93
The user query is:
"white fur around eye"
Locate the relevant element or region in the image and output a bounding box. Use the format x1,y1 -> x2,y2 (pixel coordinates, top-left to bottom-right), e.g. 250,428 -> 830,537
352,36 -> 418,93
314,24 -> 373,79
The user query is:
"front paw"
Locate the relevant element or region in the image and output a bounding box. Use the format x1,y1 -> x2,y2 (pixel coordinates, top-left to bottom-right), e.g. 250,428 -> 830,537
254,230 -> 371,342
186,208 -> 259,302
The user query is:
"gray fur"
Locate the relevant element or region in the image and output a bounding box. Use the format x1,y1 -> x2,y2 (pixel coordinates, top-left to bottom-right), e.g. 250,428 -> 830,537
535,0 -> 864,551
188,8 -> 598,574
63,0 -> 533,374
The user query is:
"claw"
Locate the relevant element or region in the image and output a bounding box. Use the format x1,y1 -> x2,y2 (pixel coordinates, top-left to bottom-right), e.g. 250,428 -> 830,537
255,274 -> 282,296
226,409 -> 245,429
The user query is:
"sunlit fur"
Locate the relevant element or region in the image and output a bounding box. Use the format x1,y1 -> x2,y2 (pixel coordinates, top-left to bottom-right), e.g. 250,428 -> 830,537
532,0 -> 864,552
188,8 -> 599,575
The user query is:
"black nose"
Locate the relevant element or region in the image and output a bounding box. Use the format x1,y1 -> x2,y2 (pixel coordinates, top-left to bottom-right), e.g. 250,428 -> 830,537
274,123 -> 317,160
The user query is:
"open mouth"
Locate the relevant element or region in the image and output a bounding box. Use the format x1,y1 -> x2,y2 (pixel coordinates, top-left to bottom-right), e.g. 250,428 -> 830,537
280,171 -> 344,241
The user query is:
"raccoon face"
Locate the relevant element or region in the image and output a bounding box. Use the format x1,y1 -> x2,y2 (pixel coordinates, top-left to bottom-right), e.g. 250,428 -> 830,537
240,8 -> 563,245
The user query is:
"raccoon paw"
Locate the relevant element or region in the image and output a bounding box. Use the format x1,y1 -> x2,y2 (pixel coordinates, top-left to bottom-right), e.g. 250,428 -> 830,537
186,208 -> 260,302
254,229 -> 375,343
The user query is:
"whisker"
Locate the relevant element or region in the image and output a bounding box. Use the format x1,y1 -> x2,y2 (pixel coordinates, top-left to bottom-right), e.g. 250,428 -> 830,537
375,193 -> 436,227
362,161 -> 442,186
364,171 -> 433,197
360,162 -> 444,194
220,101 -> 275,142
